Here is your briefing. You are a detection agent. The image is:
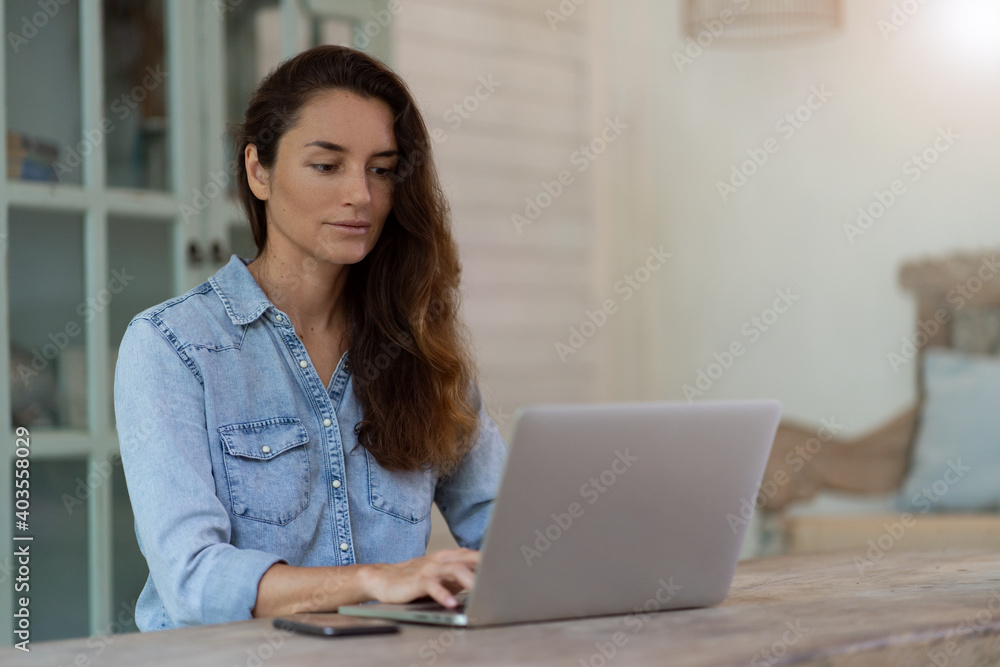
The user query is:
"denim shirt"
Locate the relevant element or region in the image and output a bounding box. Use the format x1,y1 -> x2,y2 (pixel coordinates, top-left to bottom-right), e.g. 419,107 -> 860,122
113,255 -> 508,631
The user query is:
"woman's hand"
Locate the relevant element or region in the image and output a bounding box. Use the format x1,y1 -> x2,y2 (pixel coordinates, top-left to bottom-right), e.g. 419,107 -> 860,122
252,549 -> 479,617
360,548 -> 480,608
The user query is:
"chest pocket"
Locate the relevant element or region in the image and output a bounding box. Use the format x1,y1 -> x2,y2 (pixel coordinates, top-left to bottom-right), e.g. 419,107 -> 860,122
365,449 -> 436,523
220,418 -> 310,525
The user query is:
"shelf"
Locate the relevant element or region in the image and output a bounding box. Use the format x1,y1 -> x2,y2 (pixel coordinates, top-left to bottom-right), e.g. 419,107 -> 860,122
4,180 -> 179,217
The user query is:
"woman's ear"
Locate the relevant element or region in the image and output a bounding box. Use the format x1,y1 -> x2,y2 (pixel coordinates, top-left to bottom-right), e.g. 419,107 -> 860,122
245,143 -> 270,201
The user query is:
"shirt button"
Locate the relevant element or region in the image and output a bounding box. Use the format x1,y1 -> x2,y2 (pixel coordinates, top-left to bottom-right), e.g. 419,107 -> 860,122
339,542 -> 349,552
323,418 -> 332,427
275,314 -> 283,322
332,479 -> 341,488
299,360 -> 308,368
261,446 -> 271,453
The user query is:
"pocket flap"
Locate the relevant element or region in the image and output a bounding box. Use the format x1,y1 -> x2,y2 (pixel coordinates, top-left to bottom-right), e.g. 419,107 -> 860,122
219,419 -> 308,460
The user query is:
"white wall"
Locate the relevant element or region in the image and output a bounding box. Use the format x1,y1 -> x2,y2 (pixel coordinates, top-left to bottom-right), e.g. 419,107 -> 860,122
394,0 -> 599,431
589,0 -> 1000,442
392,0 -> 597,549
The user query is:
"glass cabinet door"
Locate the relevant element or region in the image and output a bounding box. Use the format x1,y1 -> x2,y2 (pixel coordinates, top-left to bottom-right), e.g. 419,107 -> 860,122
8,210 -> 88,432
5,0 -> 82,186
2,0 -> 191,644
103,0 -> 170,191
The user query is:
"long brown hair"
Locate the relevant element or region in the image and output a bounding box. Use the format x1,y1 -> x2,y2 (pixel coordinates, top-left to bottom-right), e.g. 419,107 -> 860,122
230,45 -> 479,475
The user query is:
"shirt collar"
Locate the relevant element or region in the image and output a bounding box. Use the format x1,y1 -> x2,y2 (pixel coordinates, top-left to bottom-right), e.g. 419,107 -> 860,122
209,254 -> 275,326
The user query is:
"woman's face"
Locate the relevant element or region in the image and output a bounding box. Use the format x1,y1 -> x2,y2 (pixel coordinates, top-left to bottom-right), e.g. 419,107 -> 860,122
246,88 -> 399,268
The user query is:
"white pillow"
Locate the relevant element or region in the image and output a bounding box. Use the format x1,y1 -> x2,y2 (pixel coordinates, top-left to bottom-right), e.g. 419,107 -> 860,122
896,348 -> 1000,512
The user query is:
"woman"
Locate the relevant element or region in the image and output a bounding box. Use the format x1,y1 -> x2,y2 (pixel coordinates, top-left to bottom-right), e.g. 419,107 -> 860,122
114,45 -> 507,630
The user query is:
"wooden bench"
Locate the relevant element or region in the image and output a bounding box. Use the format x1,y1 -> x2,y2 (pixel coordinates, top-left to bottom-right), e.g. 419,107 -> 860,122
760,248 -> 1000,554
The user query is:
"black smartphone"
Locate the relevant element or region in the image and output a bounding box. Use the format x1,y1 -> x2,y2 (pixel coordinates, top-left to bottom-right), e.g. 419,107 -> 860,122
273,613 -> 400,637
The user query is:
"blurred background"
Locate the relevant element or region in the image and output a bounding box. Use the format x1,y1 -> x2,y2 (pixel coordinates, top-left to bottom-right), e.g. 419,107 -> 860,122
2,0 -> 1000,644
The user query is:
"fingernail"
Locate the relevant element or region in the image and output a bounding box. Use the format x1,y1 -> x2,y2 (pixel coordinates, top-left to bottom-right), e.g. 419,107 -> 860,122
446,596 -> 456,607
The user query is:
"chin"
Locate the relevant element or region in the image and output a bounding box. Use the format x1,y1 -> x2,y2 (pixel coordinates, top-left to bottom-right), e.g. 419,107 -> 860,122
324,245 -> 373,266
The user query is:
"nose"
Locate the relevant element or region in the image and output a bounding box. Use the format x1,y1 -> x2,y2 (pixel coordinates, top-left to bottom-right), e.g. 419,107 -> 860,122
342,165 -> 372,209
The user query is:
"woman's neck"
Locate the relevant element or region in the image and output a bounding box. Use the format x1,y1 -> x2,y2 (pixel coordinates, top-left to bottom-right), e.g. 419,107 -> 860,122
247,250 -> 349,337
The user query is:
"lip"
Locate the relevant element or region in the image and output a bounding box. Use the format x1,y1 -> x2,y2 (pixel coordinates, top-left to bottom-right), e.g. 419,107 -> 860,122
325,220 -> 371,234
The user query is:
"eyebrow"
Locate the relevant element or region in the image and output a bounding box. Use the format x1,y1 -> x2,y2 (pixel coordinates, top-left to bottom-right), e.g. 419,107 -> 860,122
303,140 -> 399,158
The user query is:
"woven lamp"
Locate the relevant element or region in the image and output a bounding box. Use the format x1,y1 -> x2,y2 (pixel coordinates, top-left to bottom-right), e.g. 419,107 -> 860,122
685,0 -> 841,42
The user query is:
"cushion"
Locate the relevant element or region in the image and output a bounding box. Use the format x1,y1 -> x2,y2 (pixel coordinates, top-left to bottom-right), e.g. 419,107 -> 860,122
895,348 -> 1000,512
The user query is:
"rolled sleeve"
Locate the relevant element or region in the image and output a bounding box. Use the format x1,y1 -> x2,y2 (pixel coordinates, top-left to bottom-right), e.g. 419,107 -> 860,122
115,317 -> 285,627
201,548 -> 285,624
434,393 -> 509,549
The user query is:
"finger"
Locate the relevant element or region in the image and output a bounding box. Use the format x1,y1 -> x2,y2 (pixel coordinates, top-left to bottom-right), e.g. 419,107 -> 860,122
424,579 -> 459,608
442,579 -> 467,595
434,547 -> 477,556
434,562 -> 476,592
430,549 -> 480,565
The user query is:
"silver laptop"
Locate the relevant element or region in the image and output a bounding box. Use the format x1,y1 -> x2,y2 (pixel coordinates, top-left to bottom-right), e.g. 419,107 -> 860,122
338,399 -> 781,627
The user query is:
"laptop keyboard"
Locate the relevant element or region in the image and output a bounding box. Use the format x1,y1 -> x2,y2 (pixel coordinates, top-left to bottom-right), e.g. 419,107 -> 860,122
404,593 -> 468,612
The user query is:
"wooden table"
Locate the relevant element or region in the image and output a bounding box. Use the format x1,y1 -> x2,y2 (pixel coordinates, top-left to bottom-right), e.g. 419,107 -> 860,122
6,549 -> 1000,666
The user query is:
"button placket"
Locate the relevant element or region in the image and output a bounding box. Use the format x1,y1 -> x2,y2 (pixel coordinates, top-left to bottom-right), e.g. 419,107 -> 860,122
324,410 -> 353,564
278,325 -> 355,564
